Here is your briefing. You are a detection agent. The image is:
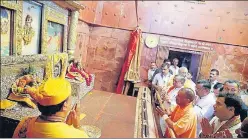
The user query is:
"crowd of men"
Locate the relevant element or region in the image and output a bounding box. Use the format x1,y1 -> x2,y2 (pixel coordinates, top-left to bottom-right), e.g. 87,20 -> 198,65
147,58 -> 248,138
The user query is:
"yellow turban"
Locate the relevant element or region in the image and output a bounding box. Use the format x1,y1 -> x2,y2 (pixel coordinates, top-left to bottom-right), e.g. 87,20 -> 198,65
29,77 -> 71,106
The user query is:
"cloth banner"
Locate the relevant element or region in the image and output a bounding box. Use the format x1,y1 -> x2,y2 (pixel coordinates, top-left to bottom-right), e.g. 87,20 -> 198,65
124,31 -> 143,82
116,29 -> 141,94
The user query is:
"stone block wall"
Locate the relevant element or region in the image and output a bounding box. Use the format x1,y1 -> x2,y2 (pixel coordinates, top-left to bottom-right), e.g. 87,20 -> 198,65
76,21 -> 248,92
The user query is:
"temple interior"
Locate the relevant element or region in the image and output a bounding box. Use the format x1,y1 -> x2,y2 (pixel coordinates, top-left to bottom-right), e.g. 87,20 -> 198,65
1,1 -> 248,138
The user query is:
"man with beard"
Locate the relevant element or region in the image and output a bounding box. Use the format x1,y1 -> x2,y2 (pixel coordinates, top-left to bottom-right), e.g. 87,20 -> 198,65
223,80 -> 248,122
156,88 -> 197,138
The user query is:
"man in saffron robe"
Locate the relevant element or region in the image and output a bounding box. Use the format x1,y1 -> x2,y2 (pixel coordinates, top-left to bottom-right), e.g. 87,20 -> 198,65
156,88 -> 197,138
159,75 -> 186,136
12,77 -> 89,138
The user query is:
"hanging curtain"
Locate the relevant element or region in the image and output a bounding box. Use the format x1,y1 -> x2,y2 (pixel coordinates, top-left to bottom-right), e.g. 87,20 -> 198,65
116,29 -> 141,94
124,32 -> 143,82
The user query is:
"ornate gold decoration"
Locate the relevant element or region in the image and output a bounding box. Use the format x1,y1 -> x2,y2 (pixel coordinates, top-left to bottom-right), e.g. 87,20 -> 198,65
1,9 -> 9,34
124,33 -> 143,83
0,1 -> 23,55
22,15 -> 35,45
42,5 -> 68,54
68,10 -> 79,59
44,53 -> 68,80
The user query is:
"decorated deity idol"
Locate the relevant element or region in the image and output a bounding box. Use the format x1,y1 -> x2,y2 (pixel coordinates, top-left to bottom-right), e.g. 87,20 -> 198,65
8,65 -> 43,108
66,59 -> 92,86
23,14 -> 35,45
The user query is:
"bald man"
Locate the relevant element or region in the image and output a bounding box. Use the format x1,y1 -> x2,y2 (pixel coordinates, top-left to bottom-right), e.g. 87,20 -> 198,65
156,88 -> 197,138
168,67 -> 196,92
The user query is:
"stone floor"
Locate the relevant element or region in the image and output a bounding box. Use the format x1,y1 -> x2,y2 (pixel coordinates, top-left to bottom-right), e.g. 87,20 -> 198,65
79,90 -> 137,138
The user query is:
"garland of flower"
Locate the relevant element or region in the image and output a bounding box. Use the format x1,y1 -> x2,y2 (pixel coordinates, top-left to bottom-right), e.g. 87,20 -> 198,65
80,69 -> 92,86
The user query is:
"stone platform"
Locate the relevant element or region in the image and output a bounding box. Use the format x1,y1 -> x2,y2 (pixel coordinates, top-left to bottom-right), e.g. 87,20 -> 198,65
0,75 -> 95,137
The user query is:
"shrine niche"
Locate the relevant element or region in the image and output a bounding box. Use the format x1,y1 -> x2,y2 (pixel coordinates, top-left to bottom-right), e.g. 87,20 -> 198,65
45,53 -> 68,80
0,1 -> 96,138
47,21 -> 64,54
0,7 -> 11,56
0,0 -> 22,55
22,1 -> 42,55
42,2 -> 68,54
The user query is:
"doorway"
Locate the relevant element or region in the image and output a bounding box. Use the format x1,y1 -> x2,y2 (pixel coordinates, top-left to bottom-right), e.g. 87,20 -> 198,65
168,50 -> 202,82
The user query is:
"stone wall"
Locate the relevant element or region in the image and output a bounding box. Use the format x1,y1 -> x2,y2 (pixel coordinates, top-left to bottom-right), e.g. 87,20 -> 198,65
75,23 -> 248,92
78,1 -> 248,46
75,24 -> 157,92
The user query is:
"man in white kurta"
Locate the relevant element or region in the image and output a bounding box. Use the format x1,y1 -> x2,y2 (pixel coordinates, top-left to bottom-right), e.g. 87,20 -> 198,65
199,93 -> 242,138
152,64 -> 172,89
194,80 -> 216,136
169,58 -> 179,76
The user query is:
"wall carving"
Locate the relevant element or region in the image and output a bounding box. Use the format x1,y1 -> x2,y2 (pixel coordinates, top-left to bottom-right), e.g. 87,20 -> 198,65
44,53 -> 68,80
0,1 -> 23,55
41,2 -> 68,54
1,1 -> 70,84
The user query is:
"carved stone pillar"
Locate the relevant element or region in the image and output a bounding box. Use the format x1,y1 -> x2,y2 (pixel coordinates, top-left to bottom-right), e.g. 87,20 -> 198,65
68,10 -> 79,60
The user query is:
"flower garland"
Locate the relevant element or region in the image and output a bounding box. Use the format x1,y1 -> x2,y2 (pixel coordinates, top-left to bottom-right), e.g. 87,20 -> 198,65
11,75 -> 42,96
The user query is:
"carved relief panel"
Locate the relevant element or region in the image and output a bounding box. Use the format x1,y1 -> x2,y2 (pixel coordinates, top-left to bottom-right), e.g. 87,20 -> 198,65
0,1 -> 69,56
41,2 -> 68,54
21,1 -> 42,55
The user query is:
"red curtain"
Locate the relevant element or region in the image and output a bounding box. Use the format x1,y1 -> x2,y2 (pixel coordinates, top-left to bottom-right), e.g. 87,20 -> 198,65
116,29 -> 141,94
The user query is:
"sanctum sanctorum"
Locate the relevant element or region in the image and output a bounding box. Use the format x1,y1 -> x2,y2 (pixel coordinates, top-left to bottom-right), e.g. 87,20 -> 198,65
0,0 -> 248,138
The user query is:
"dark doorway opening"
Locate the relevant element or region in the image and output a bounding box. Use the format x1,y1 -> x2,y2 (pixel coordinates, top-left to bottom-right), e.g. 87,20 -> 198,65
168,50 -> 201,82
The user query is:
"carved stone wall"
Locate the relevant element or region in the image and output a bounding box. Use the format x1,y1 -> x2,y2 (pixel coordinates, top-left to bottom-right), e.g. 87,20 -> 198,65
75,24 -> 248,92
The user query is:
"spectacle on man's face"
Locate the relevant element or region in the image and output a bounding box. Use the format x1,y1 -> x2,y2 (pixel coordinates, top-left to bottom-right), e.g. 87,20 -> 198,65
223,82 -> 239,94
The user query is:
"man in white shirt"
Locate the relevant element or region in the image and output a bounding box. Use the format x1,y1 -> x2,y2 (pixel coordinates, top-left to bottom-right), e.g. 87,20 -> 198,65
152,64 -> 172,90
223,80 -> 248,122
147,62 -> 157,82
169,58 -> 179,75
163,75 -> 186,107
194,80 -> 216,136
199,93 -> 242,138
209,69 -> 220,93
